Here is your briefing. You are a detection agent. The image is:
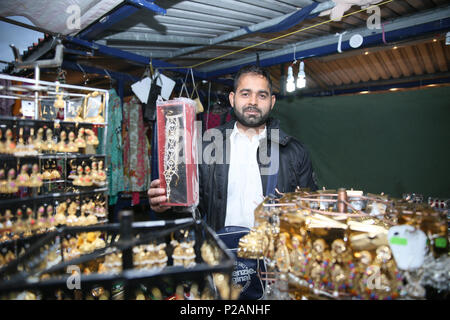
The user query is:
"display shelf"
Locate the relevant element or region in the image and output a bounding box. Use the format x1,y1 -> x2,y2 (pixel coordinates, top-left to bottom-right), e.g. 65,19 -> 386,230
0,116 -> 107,127
0,188 -> 108,207
0,216 -> 236,300
0,74 -> 110,251
0,153 -> 107,159
239,188 -> 449,300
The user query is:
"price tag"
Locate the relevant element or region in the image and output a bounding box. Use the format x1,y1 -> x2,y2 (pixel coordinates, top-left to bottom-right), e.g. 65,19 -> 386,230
66,99 -> 83,120
389,237 -> 407,245
21,100 -> 35,117
40,98 -> 57,120
435,237 -> 447,248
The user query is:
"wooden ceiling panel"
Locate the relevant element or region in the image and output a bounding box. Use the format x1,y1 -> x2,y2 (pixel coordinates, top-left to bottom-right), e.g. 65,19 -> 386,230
403,45 -> 424,76
430,41 -> 448,72
340,15 -> 365,27
316,60 -> 344,86
381,5 -> 401,18
296,37 -> 449,92
305,75 -> 319,89
356,55 -> 380,81
388,1 -> 416,15
345,11 -> 368,24
320,17 -> 359,31
300,23 -> 340,35
305,61 -> 329,90
443,41 -> 450,62
416,43 -> 436,74
327,20 -> 347,31
259,6 -> 448,92
327,60 -> 352,85
334,58 -> 361,83
308,59 -> 337,87
346,56 -> 370,82
391,48 -> 413,77
405,0 -> 428,10
369,52 -> 392,80
378,50 -> 401,78
370,53 -> 391,80
419,0 -> 440,9
363,54 -> 386,80
306,74 -> 326,90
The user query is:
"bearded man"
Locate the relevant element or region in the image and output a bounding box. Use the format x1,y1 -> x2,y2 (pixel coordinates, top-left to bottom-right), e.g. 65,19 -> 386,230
149,65 -> 317,230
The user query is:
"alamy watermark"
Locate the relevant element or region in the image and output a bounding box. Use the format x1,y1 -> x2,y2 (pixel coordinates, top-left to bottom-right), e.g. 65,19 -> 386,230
66,265 -> 81,290
366,5 -> 381,30
66,5 -> 81,31
173,121 -> 280,176
366,265 -> 383,290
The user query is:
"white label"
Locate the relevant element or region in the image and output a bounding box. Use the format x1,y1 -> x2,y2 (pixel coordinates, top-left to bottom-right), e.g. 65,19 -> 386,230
349,34 -> 364,48
131,77 -> 152,104
21,100 -> 35,117
388,225 -> 427,270
155,72 -> 176,100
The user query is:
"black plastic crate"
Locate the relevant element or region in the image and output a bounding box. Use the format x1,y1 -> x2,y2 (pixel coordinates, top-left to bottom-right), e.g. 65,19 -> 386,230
0,214 -> 235,300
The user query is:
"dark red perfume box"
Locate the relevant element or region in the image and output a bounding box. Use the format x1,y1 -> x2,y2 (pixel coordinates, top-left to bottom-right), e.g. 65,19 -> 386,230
156,98 -> 199,207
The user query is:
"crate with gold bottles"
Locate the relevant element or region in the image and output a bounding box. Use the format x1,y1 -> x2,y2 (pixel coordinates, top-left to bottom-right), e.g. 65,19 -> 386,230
237,188 -> 449,300
0,188 -> 109,272
0,212 -> 236,300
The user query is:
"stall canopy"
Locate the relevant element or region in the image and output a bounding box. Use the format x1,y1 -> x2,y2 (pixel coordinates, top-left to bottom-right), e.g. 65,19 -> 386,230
0,0 -> 449,93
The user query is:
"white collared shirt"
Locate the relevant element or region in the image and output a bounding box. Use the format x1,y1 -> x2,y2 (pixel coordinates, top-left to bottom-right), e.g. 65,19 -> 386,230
225,123 -> 267,228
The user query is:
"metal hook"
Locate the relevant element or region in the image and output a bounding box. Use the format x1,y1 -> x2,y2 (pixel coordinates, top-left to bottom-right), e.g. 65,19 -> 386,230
56,67 -> 67,83
150,59 -> 154,77
77,63 -> 88,85
104,69 -> 113,89
293,45 -> 297,65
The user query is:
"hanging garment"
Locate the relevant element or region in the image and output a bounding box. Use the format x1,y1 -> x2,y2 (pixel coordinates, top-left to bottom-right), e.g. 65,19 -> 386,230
104,88 -> 125,205
150,120 -> 159,182
142,78 -> 161,123
123,96 -> 151,199
0,79 -> 14,116
204,110 -> 232,130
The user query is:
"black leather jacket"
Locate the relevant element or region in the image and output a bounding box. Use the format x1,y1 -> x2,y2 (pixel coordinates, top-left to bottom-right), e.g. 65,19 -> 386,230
198,117 -> 317,231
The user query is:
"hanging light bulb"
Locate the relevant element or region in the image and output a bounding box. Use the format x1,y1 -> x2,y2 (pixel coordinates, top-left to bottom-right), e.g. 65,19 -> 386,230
296,61 -> 306,89
286,66 -> 295,93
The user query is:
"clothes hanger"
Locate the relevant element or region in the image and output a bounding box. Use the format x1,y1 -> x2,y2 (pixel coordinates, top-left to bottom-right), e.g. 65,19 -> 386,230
179,69 -> 190,98
104,69 -> 114,89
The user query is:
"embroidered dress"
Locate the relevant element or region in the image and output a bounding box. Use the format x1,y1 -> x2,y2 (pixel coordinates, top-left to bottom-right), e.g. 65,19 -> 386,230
204,111 -> 232,130
123,96 -> 151,196
104,89 -> 125,205
0,79 -> 14,116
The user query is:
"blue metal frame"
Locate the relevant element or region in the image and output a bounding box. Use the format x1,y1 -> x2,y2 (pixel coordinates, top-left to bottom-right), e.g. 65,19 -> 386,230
281,76 -> 450,98
79,0 -> 166,40
64,37 -> 236,87
62,61 -> 231,88
61,60 -> 139,83
125,0 -> 166,15
68,11 -> 450,94
206,17 -> 450,79
65,36 -> 209,78
79,5 -> 141,40
61,61 -> 137,103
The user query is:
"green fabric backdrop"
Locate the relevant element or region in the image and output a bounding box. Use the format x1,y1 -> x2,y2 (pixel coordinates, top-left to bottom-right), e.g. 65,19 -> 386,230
272,86 -> 450,199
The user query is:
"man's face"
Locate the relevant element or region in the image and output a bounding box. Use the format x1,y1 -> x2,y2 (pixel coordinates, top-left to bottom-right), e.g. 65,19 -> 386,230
229,73 -> 276,128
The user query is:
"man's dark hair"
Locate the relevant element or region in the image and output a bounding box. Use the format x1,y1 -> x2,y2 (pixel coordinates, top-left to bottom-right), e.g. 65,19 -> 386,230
233,65 -> 273,94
